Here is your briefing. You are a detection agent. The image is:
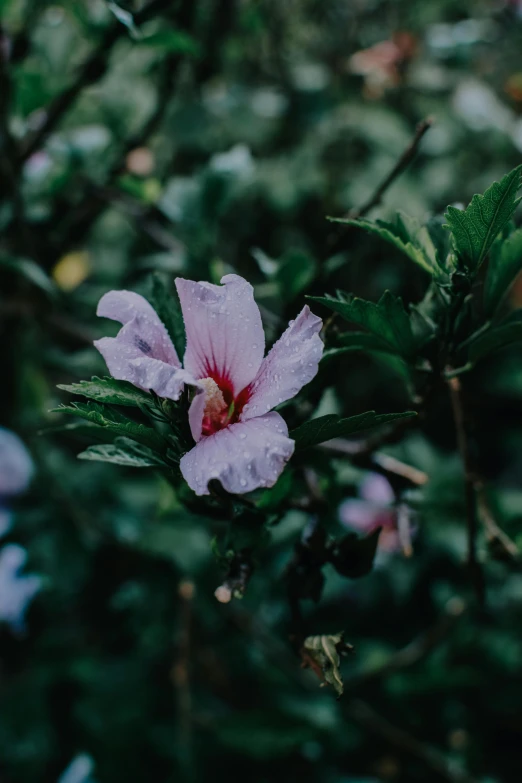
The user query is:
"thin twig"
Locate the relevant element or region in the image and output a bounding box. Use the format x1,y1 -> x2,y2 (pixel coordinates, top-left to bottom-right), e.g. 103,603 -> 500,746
350,117 -> 434,220
447,375 -> 485,606
475,482 -> 519,561
346,699 -> 478,783
320,436 -> 428,487
349,596 -> 466,686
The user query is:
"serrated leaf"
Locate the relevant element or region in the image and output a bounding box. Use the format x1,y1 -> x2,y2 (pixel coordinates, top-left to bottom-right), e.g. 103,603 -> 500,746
78,438 -> 166,467
328,528 -> 381,579
57,377 -> 153,408
52,401 -> 165,453
328,212 -> 445,278
464,311 -> 522,363
484,228 -> 522,315
444,166 -> 522,271
324,331 -> 399,359
147,272 -> 186,359
309,290 -> 418,358
291,410 -> 417,450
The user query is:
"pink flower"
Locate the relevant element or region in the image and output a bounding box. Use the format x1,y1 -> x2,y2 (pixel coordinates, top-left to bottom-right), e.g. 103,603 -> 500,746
339,473 -> 403,555
94,274 -> 323,495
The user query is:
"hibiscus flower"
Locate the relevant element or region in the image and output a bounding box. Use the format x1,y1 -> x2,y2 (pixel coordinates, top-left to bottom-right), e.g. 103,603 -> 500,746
94,274 -> 323,495
339,472 -> 414,558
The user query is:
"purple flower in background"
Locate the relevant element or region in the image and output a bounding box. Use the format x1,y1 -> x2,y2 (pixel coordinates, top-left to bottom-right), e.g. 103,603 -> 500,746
0,545 -> 42,633
95,274 -> 323,496
0,427 -> 40,632
339,472 -> 413,556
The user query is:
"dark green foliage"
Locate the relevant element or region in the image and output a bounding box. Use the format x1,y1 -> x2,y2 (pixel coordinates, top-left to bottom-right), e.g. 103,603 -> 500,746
147,272 -> 187,359
484,229 -> 522,315
291,411 -> 417,450
310,291 -> 421,358
3,2 -> 522,782
444,166 -> 522,271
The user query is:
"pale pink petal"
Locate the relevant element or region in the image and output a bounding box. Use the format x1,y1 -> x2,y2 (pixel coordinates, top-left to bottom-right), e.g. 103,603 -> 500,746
175,274 -> 265,395
180,412 -> 294,495
339,499 -> 396,534
97,290 -> 180,366
360,473 -> 394,506
241,306 -> 323,420
94,338 -> 191,400
187,385 -> 206,442
339,499 -> 383,534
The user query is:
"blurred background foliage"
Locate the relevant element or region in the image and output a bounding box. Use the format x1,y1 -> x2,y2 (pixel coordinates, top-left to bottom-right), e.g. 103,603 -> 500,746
2,0 -> 522,781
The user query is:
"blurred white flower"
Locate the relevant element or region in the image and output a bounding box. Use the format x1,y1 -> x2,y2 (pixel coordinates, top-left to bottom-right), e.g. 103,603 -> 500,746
0,544 -> 42,633
0,427 -> 34,497
57,753 -> 96,783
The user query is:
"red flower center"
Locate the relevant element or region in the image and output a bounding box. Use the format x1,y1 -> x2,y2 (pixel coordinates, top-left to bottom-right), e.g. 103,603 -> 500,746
199,374 -> 250,437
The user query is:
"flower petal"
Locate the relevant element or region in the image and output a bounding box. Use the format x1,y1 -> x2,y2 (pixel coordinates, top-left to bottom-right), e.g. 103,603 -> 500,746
360,472 -> 394,506
175,274 -> 265,395
94,338 -> 191,400
339,499 -> 384,533
187,384 -> 206,443
180,412 -> 294,495
241,305 -> 323,420
0,428 -> 33,497
97,290 -> 180,366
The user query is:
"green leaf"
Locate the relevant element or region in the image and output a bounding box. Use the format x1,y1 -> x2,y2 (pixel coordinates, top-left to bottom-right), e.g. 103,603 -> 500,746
291,410 -> 417,450
276,249 -> 317,302
147,272 -> 186,359
52,401 -> 166,453
0,255 -> 57,297
140,29 -> 201,56
484,228 -> 522,315
444,166 -> 522,271
328,528 -> 382,579
57,377 -> 154,408
328,212 -> 445,278
465,311 -> 522,364
309,291 -> 418,358
325,331 -> 399,359
78,438 -> 166,467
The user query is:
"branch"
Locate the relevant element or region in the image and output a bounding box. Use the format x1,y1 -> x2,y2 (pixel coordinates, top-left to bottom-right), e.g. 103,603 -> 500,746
18,0 -> 172,163
349,596 -> 466,686
346,699 -> 478,783
350,117 -> 434,220
320,438 -> 428,487
447,375 -> 485,607
475,482 -> 519,561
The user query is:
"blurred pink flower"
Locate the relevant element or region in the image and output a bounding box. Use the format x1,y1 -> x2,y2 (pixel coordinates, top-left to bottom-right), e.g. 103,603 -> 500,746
95,274 -> 323,495
0,430 -> 40,632
339,473 -> 409,555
